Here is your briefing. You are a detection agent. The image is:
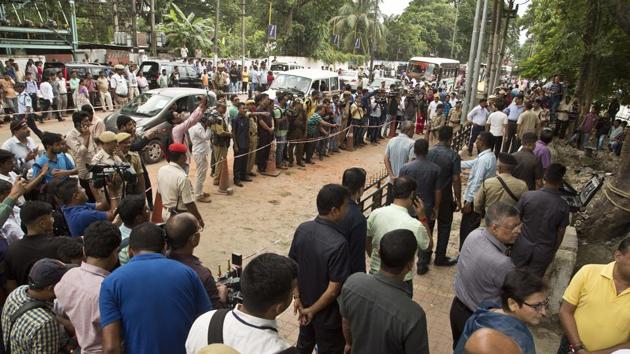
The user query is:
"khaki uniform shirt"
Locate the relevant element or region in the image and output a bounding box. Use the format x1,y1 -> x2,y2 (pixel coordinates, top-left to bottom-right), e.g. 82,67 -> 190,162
122,151 -> 144,175
474,173 -> 528,214
157,162 -> 194,212
249,116 -> 258,139
517,110 -> 540,139
96,77 -> 109,93
65,129 -> 97,179
91,149 -> 122,166
431,113 -> 446,131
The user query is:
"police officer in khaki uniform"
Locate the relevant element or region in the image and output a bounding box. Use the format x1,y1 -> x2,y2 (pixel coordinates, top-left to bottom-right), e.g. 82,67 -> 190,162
209,103 -> 231,191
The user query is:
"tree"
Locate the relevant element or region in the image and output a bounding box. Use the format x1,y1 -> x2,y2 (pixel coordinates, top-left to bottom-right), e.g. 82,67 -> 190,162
158,3 -> 214,56
329,0 -> 385,57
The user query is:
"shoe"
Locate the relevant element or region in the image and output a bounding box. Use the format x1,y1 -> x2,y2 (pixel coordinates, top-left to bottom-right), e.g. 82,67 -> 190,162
288,162 -> 294,167
297,162 -> 306,167
242,177 -> 253,182
247,172 -> 257,177
434,257 -> 458,267
306,160 -> 315,164
233,181 -> 244,187
417,264 -> 429,275
195,196 -> 212,203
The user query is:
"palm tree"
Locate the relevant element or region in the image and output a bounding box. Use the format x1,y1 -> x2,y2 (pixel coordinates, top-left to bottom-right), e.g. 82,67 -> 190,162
158,3 -> 214,56
330,0 -> 385,73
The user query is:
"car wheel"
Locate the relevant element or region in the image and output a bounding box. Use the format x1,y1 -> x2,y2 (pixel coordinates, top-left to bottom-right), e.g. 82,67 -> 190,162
142,140 -> 164,164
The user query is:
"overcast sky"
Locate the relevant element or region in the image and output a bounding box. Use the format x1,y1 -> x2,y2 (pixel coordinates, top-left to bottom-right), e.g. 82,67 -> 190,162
380,0 -> 530,44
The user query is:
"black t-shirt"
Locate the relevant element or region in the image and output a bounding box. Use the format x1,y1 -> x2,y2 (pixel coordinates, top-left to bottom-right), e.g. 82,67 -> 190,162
289,217 -> 350,328
5,234 -> 68,285
337,200 -> 367,274
512,150 -> 543,191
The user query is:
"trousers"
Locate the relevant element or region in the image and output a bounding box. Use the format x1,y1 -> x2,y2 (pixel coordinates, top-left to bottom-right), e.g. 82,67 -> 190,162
192,152 -> 208,198
99,91 -> 114,111
459,206 -> 481,250
247,136 -> 257,174
233,147 -> 249,182
503,121 -> 519,153
419,196 -> 455,265
212,145 -> 228,185
450,297 -> 474,349
296,322 -> 345,354
468,124 -> 485,154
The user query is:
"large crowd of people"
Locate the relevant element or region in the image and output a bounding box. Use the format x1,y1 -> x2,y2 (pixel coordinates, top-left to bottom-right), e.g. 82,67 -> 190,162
0,53 -> 628,354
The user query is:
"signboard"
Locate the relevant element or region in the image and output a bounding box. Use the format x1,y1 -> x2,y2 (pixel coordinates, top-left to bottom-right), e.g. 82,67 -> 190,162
267,25 -> 277,40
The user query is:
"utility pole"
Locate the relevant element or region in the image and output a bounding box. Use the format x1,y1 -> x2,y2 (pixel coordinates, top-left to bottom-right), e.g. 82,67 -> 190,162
241,0 -> 245,68
470,0 -> 490,110
131,0 -> 138,50
491,1 -> 517,91
214,0 -> 220,66
69,0 -> 78,61
450,0 -> 459,58
113,1 -> 119,33
462,0 -> 483,119
150,0 -> 156,56
485,0 -> 500,95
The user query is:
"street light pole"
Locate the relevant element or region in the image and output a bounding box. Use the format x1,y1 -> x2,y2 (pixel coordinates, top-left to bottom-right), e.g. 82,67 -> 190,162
241,0 -> 245,68
131,0 -> 138,50
450,0 -> 459,58
214,0 -> 220,67
462,0 -> 483,120
150,0 -> 156,56
69,0 -> 78,61
470,0 -> 490,110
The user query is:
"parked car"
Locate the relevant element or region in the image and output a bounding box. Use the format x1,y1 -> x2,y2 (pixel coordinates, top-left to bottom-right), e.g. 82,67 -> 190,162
139,60 -> 203,89
367,78 -> 403,93
264,69 -> 340,100
103,88 -> 217,164
338,69 -> 368,90
270,62 -> 304,77
43,62 -> 108,86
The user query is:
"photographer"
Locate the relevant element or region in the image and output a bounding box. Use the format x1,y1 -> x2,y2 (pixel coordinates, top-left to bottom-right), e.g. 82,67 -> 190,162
58,177 -> 121,237
115,132 -> 145,197
65,111 -> 98,202
166,213 -> 227,308
186,253 -> 298,354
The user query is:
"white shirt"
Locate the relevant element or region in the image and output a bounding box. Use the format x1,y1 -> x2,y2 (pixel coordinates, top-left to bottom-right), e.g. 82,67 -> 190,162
110,74 -> 128,96
58,78 -> 68,94
136,76 -> 148,89
487,111 -> 508,137
0,205 -> 24,245
185,306 -> 290,354
17,92 -> 32,115
467,105 -> 489,126
2,136 -> 38,171
0,172 -> 26,205
189,123 -> 211,155
428,100 -> 439,119
40,81 -> 54,101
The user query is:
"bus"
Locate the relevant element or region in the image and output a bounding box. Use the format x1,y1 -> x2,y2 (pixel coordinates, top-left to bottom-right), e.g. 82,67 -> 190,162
407,57 -> 460,90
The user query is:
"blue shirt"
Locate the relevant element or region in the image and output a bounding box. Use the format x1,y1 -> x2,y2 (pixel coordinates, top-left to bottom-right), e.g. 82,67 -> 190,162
454,302 -> 535,354
99,253 -> 211,354
462,149 -> 496,203
503,102 -> 525,122
32,153 -> 75,183
62,203 -> 107,237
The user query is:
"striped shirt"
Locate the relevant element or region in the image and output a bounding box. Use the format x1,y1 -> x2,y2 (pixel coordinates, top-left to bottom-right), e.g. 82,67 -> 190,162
1,285 -> 64,353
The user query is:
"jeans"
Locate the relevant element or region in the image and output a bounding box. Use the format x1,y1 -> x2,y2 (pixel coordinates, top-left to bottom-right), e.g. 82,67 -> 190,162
317,136 -> 327,157
555,119 -> 568,139
368,115 -> 380,142
275,136 -> 287,166
491,135 -> 503,156
192,153 -> 208,198
328,127 -> 339,151
581,132 -> 591,149
597,134 -> 606,151
503,121 -> 519,153
39,99 -> 52,121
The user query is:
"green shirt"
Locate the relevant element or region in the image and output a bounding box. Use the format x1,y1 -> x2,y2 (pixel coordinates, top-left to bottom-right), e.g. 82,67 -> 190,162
367,204 -> 429,281
69,78 -> 80,91
0,197 -> 15,226
228,106 -> 239,127
306,113 -> 323,137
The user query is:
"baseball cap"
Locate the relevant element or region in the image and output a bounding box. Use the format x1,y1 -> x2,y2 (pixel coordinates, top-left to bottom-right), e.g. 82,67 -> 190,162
28,258 -> 72,289
10,119 -> 27,132
99,131 -> 118,144
115,132 -> 131,143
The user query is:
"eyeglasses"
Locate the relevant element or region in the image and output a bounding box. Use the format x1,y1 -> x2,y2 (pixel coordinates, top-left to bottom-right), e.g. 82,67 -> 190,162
523,298 -> 549,312
495,223 -> 521,233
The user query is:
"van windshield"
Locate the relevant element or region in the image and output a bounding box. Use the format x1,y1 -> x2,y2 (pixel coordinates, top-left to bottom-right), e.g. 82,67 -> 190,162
270,64 -> 289,71
121,93 -> 172,117
270,74 -> 310,95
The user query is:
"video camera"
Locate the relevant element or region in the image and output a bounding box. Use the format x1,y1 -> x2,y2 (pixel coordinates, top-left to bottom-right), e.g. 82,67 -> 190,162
87,163 -> 135,189
216,252 -> 244,308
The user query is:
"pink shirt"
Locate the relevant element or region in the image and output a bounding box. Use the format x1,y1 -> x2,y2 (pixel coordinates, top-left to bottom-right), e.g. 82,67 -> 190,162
172,106 -> 204,147
54,262 -> 110,354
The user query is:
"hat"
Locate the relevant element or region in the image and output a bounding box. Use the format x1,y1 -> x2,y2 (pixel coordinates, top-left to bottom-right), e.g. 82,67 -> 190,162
498,152 -> 518,166
28,258 -> 71,289
115,132 -> 131,143
217,63 -> 225,69
10,119 -> 27,132
114,64 -> 124,70
245,99 -> 255,105
99,131 -> 118,143
168,143 -> 187,153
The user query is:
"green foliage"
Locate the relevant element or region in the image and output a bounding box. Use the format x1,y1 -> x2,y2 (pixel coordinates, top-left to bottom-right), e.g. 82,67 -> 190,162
518,0 -> 630,103
329,0 -> 386,55
158,3 -> 215,55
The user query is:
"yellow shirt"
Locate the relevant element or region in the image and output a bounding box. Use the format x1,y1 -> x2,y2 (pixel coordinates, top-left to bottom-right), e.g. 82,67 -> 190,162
242,71 -> 249,83
563,262 -> 630,351
201,73 -> 209,87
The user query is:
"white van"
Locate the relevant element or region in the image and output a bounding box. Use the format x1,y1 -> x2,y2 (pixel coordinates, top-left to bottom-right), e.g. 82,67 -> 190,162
264,69 -> 340,100
270,62 -> 304,74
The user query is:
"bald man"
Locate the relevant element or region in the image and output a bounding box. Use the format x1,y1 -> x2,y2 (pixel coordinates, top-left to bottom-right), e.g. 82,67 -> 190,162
463,328 -> 522,354
166,213 -> 227,308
